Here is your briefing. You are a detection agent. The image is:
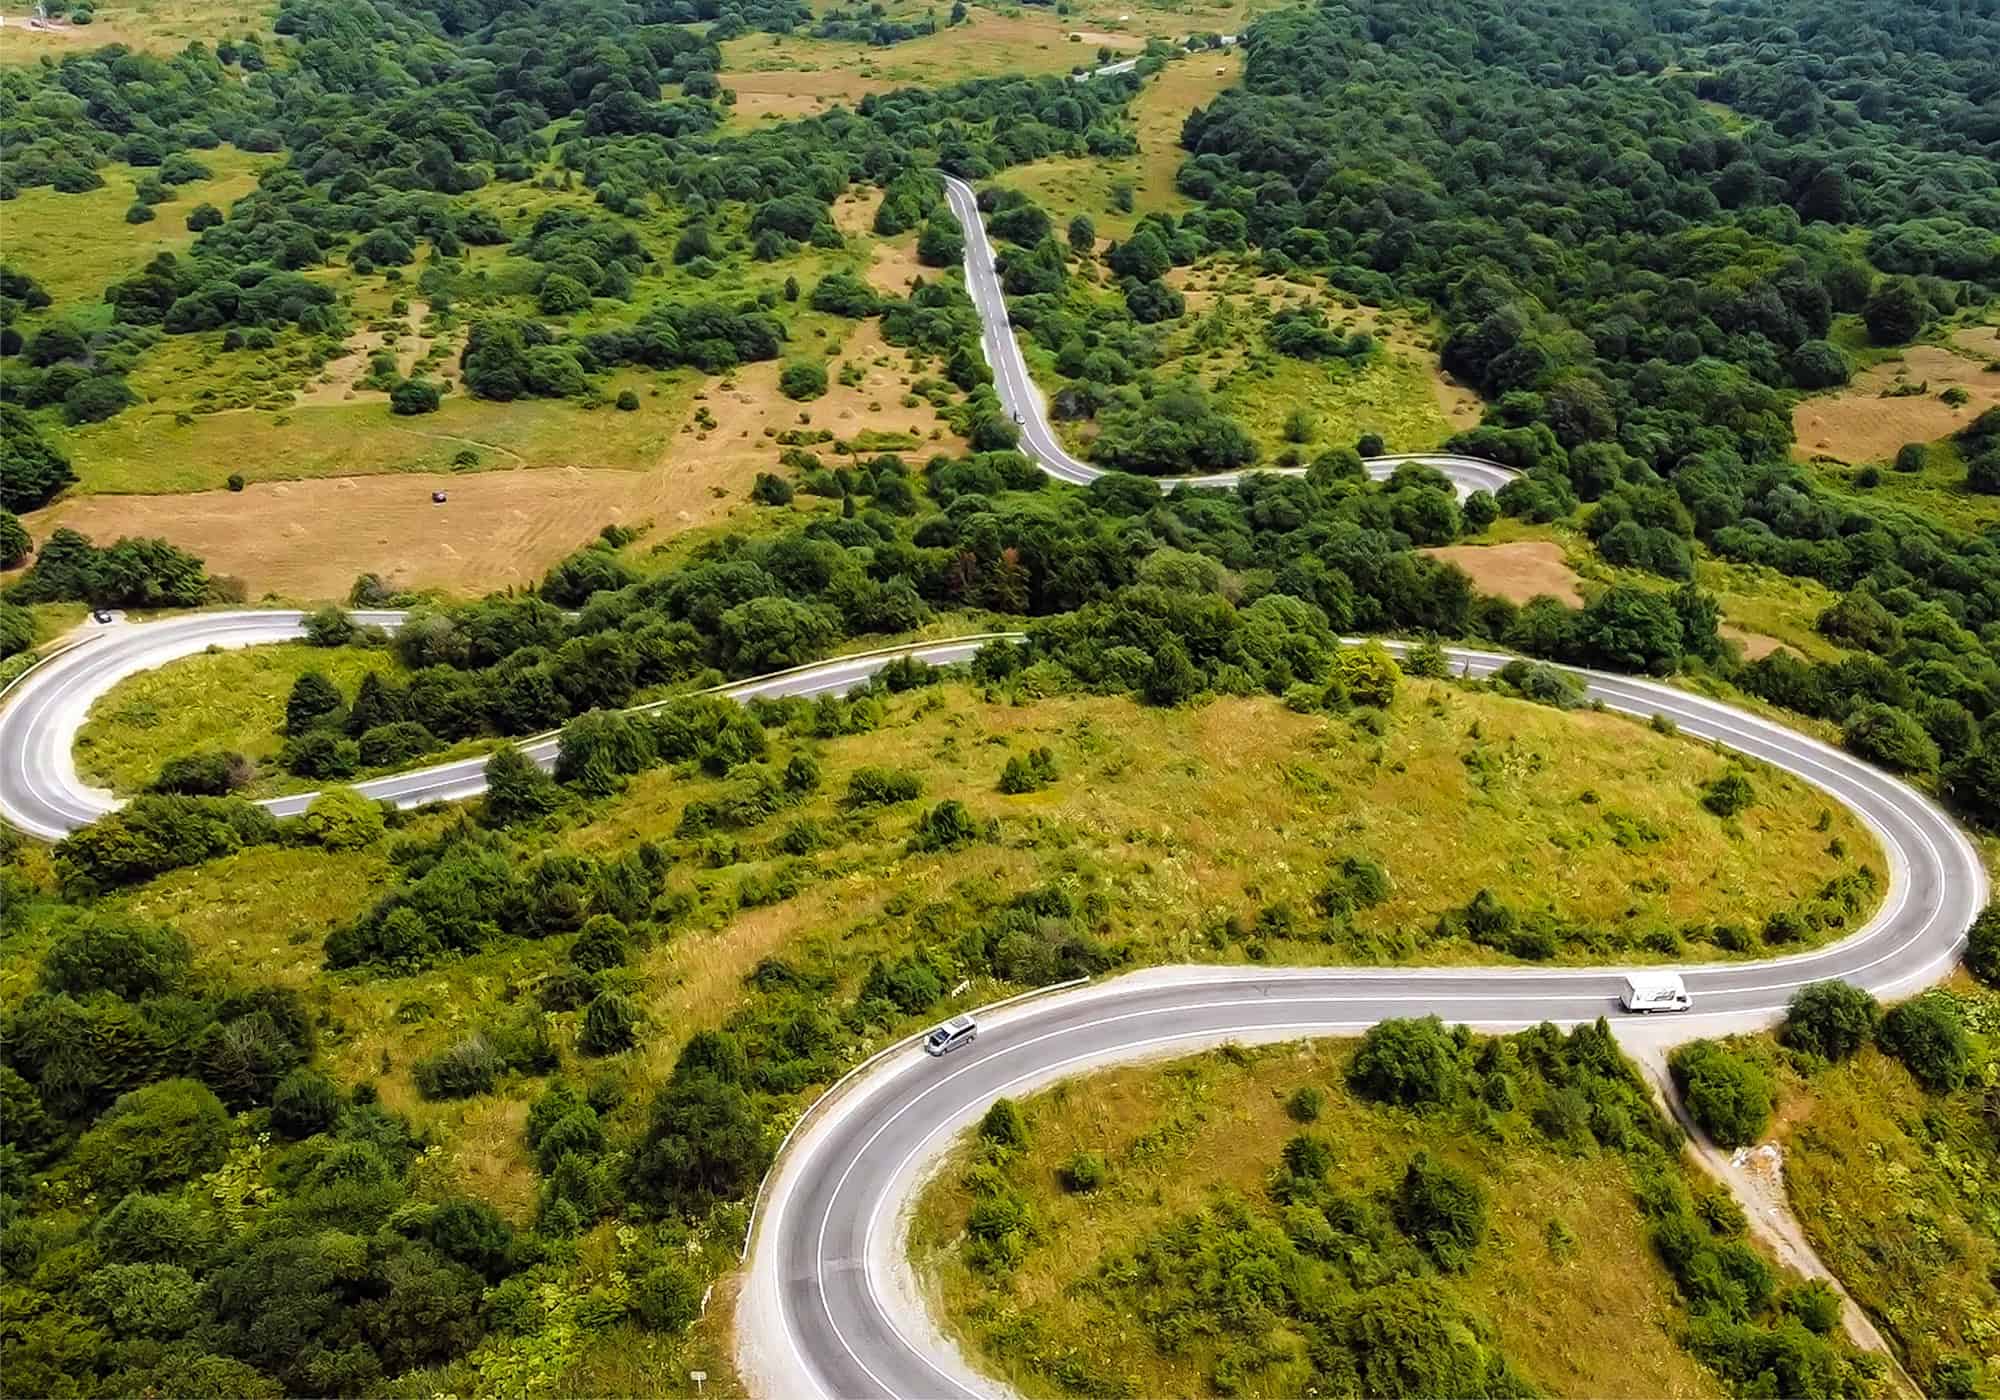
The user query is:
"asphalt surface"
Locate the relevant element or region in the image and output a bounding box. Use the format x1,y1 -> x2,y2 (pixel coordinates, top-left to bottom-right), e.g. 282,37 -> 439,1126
0,622 -> 1005,841
941,173 -> 1518,498
0,165 -> 1982,1400
745,641 -> 1986,1400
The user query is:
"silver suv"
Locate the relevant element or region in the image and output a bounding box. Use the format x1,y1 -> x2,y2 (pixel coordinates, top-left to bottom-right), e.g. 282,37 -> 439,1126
925,1014 -> 977,1056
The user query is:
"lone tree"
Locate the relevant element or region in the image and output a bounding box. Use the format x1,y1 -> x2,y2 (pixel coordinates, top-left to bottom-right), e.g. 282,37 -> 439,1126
284,671 -> 343,735
1862,278 -> 1925,345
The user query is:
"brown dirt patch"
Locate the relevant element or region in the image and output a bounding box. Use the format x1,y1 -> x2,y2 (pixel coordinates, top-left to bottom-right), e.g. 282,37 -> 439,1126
1950,324 -> 2000,361
865,236 -> 927,298
716,319 -> 959,449
831,188 -> 884,240
1426,539 -> 1584,607
1793,342 -> 2000,464
295,300 -> 434,408
34,465 -> 733,601
1721,624 -> 1789,661
36,323 -> 963,600
1427,363 -> 1483,428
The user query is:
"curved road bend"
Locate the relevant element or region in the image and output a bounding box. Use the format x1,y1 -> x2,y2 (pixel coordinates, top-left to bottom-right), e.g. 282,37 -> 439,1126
0,165 -> 1981,1400
740,640 -> 1985,1400
941,173 -> 1518,498
0,620 -> 1002,841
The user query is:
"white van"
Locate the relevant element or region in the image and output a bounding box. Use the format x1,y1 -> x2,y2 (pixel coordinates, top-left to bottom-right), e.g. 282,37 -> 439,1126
1621,972 -> 1692,1013
925,1014 -> 978,1056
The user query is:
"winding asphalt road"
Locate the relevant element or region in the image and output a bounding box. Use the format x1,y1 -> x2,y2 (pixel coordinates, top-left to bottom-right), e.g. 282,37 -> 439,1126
0,621 -> 1008,842
941,173 -> 1518,497
0,167 -> 1984,1400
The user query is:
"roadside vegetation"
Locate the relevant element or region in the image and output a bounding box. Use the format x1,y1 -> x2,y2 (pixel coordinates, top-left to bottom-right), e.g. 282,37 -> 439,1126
4,0 -> 2000,1390
912,1028 -> 1878,1398
1764,971 -> 2000,1397
2,647 -> 1878,1395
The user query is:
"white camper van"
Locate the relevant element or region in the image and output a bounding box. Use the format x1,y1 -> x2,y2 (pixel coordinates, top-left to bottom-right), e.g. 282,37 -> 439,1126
1620,972 -> 1692,1013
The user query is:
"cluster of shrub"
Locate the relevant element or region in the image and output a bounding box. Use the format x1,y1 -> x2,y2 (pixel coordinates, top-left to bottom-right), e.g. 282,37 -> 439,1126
1675,957 -> 1994,1160
1128,0 -> 2000,832
0,267 -> 155,428
0,902 -> 557,1395
1,523 -> 213,611
946,1015 -> 1874,1397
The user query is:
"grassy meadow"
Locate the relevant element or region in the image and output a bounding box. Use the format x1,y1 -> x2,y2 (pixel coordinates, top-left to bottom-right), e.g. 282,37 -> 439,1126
910,1039 -> 1728,1399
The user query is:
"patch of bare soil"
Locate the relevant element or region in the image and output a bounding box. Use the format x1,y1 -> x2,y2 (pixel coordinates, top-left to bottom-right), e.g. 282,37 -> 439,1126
1951,324 -> 2000,362
1793,341 -> 2000,464
45,324 -> 963,601
708,319 -> 959,452
865,236 -> 927,298
1427,363 -> 1483,429
722,68 -> 896,124
1425,539 -> 1584,607
296,301 -> 435,408
37,466 -> 725,602
831,189 -> 884,240
1721,624 -> 1789,661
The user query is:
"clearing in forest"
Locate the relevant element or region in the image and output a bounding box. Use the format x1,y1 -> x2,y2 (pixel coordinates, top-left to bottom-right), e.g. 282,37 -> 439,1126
1792,333 -> 2000,465
32,320 -> 962,599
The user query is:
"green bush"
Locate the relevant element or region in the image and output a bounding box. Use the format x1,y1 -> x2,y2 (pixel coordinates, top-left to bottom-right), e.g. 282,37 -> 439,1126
389,377 -> 442,415
844,765 -> 922,806
1780,981 -> 1879,1063
1349,1017 -> 1461,1109
81,1261 -> 202,1340
626,1069 -> 769,1214
285,670 -> 343,735
151,750 -> 253,796
1668,1041 -> 1773,1147
633,1261 -> 703,1331
302,786 -> 386,850
75,1079 -> 231,1196
53,796 -> 278,890
413,1035 -> 501,1100
356,721 -> 437,767
908,798 -> 979,853
778,361 -> 828,401
1701,770 -> 1755,817
979,1097 -> 1029,1148
751,471 -> 793,506
1781,1280 -> 1842,1336
1393,1151 -> 1489,1270
1877,996 -> 1971,1092
1493,657 -> 1585,709
1842,701 -> 1940,774
569,915 -> 630,973
482,745 -> 564,825
998,746 -> 1059,794
1059,1150 -> 1107,1193
1286,1085 -> 1324,1122
580,992 -> 640,1055
270,1068 -> 341,1138
39,913 -> 192,999
284,729 -> 360,779
1965,901 -> 2000,986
